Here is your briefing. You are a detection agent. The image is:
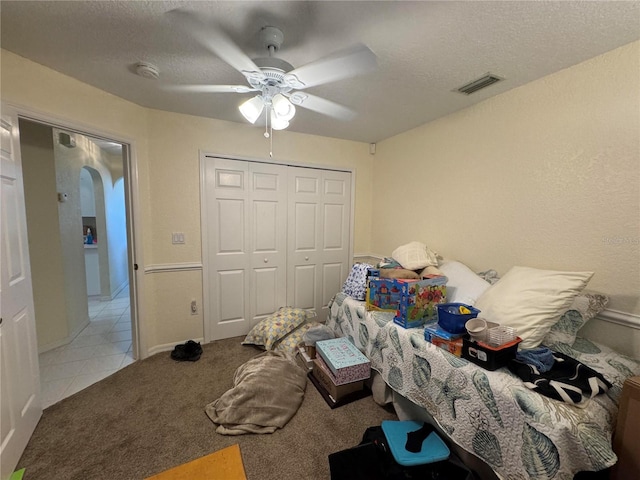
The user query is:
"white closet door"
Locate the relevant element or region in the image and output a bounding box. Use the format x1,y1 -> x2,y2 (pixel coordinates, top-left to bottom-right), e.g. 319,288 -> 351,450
287,167 -> 351,322
248,162 -> 288,324
204,158 -> 287,340
319,169 -> 351,318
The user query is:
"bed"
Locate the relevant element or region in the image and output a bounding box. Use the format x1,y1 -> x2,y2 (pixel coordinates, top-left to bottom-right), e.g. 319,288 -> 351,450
326,291 -> 640,480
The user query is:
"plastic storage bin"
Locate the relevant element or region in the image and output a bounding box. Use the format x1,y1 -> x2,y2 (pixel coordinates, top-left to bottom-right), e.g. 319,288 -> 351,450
462,337 -> 522,371
436,303 -> 480,334
486,325 -> 517,347
381,420 -> 450,466
328,425 -> 473,480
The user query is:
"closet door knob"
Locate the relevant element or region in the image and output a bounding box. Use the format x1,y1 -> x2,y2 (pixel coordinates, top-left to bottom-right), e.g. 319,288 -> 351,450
264,258 -> 268,263
305,256 -> 309,261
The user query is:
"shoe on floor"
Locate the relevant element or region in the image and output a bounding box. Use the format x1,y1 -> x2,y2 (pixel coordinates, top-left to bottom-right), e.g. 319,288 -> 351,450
171,340 -> 203,362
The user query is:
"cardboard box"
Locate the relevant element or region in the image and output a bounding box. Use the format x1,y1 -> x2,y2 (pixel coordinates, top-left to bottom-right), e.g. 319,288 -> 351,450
313,354 -> 357,386
367,277 -> 447,328
424,320 -> 466,342
312,358 -> 364,402
316,337 -> 371,383
366,277 -> 403,312
296,346 -> 313,371
430,336 -> 464,357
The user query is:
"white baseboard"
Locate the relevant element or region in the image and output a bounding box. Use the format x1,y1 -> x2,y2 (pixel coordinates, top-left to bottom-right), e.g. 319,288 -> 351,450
38,318 -> 90,354
144,262 -> 203,274
111,280 -> 129,298
146,337 -> 205,357
597,309 -> 640,330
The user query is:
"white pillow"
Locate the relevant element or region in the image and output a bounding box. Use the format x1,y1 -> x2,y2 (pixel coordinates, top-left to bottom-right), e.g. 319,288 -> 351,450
391,241 -> 438,270
474,266 -> 593,350
438,259 -> 490,305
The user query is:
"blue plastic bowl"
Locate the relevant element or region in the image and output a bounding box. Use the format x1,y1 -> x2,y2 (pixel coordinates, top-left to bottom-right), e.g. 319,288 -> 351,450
436,303 -> 481,334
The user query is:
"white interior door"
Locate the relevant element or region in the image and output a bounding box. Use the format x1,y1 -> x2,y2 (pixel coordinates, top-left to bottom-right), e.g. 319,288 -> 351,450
203,158 -> 287,340
1,108 -> 43,479
287,167 -> 351,322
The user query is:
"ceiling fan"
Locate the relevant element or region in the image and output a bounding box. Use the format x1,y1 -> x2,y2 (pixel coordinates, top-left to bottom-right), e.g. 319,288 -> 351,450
165,10 -> 377,133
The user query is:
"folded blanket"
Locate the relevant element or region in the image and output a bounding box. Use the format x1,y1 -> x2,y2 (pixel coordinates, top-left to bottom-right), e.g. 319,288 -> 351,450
206,351 -> 307,435
508,351 -> 612,407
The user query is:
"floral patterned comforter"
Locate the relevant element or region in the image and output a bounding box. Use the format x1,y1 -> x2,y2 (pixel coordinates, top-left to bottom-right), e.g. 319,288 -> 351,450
327,293 -> 640,480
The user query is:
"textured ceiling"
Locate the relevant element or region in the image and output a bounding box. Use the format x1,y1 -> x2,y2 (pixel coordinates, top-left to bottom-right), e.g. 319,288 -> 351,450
2,1 -> 639,143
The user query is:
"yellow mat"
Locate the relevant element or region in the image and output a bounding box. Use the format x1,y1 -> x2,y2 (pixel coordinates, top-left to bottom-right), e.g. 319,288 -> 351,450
145,444 -> 247,480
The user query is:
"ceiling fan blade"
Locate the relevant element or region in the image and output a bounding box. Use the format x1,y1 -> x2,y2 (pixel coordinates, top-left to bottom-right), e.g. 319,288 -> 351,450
283,44 -> 377,89
162,84 -> 257,94
288,92 -> 356,120
167,9 -> 264,79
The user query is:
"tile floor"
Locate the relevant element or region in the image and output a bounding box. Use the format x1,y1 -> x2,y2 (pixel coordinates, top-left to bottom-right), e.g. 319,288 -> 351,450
38,288 -> 134,409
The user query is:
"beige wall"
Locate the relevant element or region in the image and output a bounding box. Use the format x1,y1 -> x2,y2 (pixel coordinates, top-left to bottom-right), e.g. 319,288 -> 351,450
20,120 -> 69,349
4,41 -> 638,356
145,108 -> 373,265
373,41 -> 640,356
1,49 -> 374,354
143,109 -> 373,347
51,129 -> 94,338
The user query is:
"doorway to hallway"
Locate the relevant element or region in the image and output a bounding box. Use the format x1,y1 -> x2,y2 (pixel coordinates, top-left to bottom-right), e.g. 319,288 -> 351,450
18,119 -> 138,408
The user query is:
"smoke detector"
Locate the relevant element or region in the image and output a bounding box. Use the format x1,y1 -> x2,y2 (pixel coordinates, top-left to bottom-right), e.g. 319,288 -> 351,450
135,62 -> 160,80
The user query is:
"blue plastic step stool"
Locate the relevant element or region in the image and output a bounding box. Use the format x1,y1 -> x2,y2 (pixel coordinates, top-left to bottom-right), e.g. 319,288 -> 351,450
381,420 -> 450,467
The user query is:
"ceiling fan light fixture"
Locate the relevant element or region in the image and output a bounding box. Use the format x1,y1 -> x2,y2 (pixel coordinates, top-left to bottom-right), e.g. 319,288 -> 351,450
272,94 -> 296,121
270,110 -> 290,130
239,95 -> 264,124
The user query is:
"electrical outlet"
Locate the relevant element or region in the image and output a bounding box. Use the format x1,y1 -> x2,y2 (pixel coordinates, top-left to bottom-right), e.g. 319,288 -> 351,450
190,300 -> 198,315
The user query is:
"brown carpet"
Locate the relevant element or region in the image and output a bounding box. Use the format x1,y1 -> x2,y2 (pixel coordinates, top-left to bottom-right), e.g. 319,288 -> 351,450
18,337 -> 397,480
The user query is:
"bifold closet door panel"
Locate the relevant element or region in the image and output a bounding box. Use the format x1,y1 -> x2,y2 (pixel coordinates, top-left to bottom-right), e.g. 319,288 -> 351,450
287,167 -> 351,322
320,169 -> 351,318
249,162 -> 288,323
204,158 -> 251,340
204,158 -> 287,340
287,168 -> 319,314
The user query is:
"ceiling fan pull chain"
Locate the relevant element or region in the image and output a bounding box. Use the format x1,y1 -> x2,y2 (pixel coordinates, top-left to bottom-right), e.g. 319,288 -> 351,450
263,104 -> 273,157
269,120 -> 274,158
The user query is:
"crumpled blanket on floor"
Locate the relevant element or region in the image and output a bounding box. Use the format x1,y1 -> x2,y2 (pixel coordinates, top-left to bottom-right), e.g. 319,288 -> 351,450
205,351 -> 307,435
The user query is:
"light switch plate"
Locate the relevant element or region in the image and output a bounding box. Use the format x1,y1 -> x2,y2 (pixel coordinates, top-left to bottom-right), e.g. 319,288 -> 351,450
171,232 -> 185,244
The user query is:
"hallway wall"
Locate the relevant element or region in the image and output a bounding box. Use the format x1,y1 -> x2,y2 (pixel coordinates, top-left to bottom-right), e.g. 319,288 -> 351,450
20,120 -> 69,349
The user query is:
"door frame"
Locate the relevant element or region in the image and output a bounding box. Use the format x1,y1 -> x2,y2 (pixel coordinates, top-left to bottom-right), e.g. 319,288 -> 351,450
199,151 -> 356,343
4,101 -> 147,359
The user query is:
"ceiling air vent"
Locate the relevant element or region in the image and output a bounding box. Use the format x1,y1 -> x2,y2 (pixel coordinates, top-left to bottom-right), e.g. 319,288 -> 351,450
456,73 -> 503,95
